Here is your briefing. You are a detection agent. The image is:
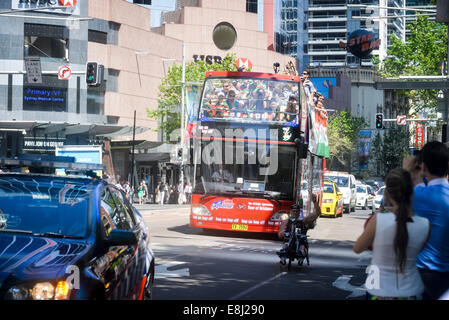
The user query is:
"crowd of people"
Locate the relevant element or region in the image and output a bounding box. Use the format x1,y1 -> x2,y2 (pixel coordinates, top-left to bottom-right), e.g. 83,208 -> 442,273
108,177 -> 193,206
201,77 -> 301,121
200,71 -> 328,124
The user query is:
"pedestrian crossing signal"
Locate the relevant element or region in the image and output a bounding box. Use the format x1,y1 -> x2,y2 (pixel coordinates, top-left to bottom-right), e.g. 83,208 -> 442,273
376,113 -> 383,129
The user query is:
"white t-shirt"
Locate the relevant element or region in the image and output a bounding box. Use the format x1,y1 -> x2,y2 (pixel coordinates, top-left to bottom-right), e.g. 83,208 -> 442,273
367,212 -> 429,298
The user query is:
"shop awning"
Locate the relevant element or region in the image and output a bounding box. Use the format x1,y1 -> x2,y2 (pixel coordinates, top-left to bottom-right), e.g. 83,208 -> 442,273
0,121 -> 149,138
133,142 -> 177,163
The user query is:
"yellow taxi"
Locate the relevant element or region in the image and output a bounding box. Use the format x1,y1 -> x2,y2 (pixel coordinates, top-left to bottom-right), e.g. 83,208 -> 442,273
321,181 -> 343,218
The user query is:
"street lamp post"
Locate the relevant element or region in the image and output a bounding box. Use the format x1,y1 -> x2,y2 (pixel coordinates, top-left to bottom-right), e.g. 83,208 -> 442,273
180,42 -> 186,184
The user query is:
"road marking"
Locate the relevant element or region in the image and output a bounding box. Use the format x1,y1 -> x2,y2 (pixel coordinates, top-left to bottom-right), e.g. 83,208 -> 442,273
228,272 -> 287,300
332,275 -> 366,298
155,261 -> 190,279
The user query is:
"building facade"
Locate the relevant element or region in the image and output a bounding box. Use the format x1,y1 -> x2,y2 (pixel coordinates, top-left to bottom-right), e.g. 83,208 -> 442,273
1,0 -> 295,190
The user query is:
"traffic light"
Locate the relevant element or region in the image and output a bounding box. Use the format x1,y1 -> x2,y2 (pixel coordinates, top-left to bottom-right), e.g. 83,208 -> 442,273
86,62 -> 98,85
177,147 -> 183,161
375,113 -> 383,129
86,62 -> 104,86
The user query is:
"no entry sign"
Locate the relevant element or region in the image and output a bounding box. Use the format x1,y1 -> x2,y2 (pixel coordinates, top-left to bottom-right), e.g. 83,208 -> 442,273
397,115 -> 407,125
58,65 -> 72,80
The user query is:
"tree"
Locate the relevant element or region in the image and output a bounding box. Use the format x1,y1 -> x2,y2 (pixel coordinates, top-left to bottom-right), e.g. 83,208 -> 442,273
148,53 -> 239,140
372,16 -> 448,115
379,126 -> 410,177
327,111 -> 367,170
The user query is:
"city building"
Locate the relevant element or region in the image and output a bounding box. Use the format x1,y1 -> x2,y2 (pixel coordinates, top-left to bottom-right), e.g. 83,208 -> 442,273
0,0 -> 133,166
0,0 -> 295,191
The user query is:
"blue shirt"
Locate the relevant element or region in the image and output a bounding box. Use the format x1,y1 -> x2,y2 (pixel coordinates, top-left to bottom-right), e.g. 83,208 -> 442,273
413,178 -> 449,272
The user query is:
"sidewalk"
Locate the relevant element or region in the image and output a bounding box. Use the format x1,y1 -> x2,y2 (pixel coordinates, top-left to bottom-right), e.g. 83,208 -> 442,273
133,203 -> 191,212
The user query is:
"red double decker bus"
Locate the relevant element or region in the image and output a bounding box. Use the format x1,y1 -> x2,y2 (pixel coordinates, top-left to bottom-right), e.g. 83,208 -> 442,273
189,70 -> 327,234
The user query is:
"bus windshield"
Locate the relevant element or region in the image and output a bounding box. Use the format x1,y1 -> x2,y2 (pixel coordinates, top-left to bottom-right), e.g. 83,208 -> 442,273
194,142 -> 297,201
200,77 -> 300,124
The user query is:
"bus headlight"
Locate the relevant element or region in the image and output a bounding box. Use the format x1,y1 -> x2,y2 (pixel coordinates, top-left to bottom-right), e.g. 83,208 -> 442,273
270,210 -> 289,221
191,204 -> 211,216
322,199 -> 333,204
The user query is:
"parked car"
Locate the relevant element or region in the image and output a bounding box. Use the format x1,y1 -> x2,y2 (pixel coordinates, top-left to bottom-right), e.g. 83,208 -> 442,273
355,184 -> 374,210
372,186 -> 386,214
0,173 -> 154,300
320,181 -> 344,218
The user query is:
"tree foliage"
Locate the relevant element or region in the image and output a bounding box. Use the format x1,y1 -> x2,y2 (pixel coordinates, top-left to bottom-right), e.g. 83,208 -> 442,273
378,126 -> 410,177
327,111 -> 367,170
372,16 -> 448,115
148,53 -> 239,139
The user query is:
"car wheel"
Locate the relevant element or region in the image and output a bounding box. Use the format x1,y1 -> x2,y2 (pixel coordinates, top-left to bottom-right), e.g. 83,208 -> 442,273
333,207 -> 337,218
143,273 -> 154,300
363,200 -> 367,210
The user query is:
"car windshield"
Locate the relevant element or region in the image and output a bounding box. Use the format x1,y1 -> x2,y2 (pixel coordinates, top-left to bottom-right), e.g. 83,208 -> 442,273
356,186 -> 366,193
323,184 -> 334,193
325,175 -> 349,187
0,175 -> 93,238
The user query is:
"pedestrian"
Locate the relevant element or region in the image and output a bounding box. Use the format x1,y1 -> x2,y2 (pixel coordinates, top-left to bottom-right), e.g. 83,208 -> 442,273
137,180 -> 146,205
403,141 -> 449,299
159,181 -> 168,205
123,181 -> 132,201
301,70 -> 315,99
184,181 -> 192,204
353,167 -> 430,300
177,181 -> 185,204
155,181 -> 161,204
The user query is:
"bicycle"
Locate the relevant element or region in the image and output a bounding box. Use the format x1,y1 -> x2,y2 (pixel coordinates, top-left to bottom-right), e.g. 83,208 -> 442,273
276,217 -> 310,270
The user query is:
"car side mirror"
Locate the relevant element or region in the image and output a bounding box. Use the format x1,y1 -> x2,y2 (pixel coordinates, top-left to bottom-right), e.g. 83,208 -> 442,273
337,192 -> 342,197
104,229 -> 138,247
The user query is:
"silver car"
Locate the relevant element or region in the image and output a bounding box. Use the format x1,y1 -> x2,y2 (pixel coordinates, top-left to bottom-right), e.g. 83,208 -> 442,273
355,184 -> 374,210
372,186 -> 385,213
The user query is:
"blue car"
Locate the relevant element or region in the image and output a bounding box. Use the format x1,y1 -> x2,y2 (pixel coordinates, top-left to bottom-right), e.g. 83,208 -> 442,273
0,173 -> 154,300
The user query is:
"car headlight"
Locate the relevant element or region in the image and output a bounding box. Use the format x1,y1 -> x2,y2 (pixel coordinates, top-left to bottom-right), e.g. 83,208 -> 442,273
191,203 -> 211,216
6,281 -> 70,300
322,199 -> 333,204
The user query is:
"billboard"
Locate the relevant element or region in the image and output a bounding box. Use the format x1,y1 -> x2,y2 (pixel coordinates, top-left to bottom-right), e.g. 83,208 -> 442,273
310,77 -> 336,99
55,145 -> 102,176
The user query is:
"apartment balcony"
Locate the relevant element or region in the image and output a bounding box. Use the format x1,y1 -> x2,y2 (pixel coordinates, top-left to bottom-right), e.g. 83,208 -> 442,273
308,49 -> 346,56
308,15 -> 347,22
308,38 -> 345,44
308,27 -> 347,33
308,5 -> 347,11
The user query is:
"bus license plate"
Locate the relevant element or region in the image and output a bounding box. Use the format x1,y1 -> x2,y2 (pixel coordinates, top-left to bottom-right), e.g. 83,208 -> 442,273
232,224 -> 248,231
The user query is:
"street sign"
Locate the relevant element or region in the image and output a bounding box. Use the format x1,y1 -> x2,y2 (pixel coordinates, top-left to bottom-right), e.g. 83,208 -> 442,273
24,56 -> 42,84
58,65 -> 72,80
236,58 -> 252,70
397,115 -> 407,125
416,123 -> 425,149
